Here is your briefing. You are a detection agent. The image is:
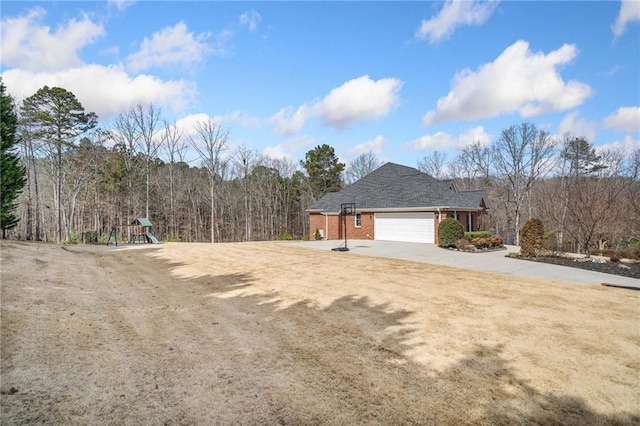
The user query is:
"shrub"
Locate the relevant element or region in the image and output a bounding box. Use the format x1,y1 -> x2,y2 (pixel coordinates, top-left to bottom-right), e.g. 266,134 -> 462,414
314,229 -> 322,240
609,253 -> 620,263
62,230 -> 80,245
490,236 -> 504,247
455,238 -> 470,250
438,218 -> 465,248
519,218 -> 544,257
471,237 -> 489,249
277,233 -> 293,241
464,231 -> 491,241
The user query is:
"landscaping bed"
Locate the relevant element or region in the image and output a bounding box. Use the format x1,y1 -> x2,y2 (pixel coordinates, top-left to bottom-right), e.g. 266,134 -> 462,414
519,255 -> 640,279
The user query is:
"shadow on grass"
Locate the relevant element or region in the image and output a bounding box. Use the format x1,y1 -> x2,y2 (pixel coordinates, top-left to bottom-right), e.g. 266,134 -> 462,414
97,245 -> 640,424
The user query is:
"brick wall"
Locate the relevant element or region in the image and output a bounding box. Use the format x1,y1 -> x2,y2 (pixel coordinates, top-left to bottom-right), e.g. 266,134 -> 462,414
311,209 -> 487,242
309,212 -> 374,240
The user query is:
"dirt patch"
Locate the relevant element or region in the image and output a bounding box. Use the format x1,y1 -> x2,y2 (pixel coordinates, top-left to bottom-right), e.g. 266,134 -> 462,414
2,241 -> 639,424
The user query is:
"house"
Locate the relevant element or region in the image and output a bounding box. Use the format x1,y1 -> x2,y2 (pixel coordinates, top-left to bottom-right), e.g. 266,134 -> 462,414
307,162 -> 488,244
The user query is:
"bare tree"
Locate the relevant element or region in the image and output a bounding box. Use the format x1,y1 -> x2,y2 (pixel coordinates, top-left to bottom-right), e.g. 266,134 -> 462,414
345,151 -> 381,184
493,123 -> 556,245
160,120 -> 186,238
232,145 -> 256,241
111,108 -> 142,227
417,150 -> 448,179
563,149 -> 627,256
189,119 -> 229,243
132,103 -> 162,219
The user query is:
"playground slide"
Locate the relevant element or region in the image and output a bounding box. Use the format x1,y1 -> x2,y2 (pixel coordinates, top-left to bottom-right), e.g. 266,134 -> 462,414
146,232 -> 161,244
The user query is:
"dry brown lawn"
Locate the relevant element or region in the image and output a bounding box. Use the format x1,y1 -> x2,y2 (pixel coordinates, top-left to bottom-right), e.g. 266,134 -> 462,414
1,241 -> 639,425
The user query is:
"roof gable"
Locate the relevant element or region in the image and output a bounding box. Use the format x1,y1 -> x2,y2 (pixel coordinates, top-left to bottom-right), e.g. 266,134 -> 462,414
309,162 -> 486,213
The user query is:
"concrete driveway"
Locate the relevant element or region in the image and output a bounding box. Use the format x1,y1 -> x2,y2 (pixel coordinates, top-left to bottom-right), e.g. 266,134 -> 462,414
287,240 -> 640,289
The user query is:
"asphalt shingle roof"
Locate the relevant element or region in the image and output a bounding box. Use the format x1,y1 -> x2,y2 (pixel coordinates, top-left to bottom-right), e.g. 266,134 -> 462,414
309,162 -> 485,213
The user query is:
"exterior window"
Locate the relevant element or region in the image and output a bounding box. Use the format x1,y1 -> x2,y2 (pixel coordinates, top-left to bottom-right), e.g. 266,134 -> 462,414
467,213 -> 472,231
355,213 -> 362,228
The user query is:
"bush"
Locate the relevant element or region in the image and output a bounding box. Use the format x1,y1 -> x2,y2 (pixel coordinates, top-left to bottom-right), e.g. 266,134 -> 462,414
277,233 -> 293,241
314,229 -> 322,241
438,218 -> 465,248
455,238 -> 470,250
609,253 -> 620,263
519,218 -> 544,257
490,236 -> 504,247
464,231 -> 491,241
62,230 -> 80,245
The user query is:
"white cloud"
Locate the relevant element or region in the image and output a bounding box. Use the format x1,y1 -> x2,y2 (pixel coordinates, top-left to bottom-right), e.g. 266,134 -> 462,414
348,135 -> 385,157
174,113 -> 218,141
557,111 -> 597,141
423,40 -> 592,125
316,76 -> 402,130
415,0 -> 499,43
107,0 -> 135,13
0,8 -> 104,72
2,65 -> 195,120
175,111 -> 259,143
603,106 -> 640,133
126,22 -> 211,72
612,0 -> 640,38
270,105 -> 313,135
596,135 -> 640,154
263,135 -> 317,160
239,10 -> 262,32
270,75 -> 402,135
407,126 -> 491,150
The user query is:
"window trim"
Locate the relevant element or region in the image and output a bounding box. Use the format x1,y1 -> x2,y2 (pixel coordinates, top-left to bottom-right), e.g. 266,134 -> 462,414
355,212 -> 362,228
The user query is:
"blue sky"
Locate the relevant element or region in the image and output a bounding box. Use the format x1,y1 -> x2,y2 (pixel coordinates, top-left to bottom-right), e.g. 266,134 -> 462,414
1,1 -> 639,169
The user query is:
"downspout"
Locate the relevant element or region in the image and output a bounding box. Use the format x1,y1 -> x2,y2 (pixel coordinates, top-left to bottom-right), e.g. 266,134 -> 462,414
323,213 -> 329,240
437,208 -> 442,246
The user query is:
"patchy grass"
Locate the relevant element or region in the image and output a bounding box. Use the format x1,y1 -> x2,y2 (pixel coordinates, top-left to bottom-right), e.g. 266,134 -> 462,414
2,241 -> 639,424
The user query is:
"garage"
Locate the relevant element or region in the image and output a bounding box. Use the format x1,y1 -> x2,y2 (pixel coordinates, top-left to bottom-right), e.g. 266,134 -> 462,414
374,212 -> 435,244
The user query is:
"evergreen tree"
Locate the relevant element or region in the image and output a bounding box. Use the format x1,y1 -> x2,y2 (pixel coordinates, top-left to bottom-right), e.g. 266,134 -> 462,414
300,144 -> 345,199
0,79 -> 26,237
20,86 -> 97,243
560,137 -> 607,177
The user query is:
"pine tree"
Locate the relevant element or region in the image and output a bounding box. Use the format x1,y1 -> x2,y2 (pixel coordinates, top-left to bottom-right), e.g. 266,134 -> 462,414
0,79 -> 26,237
20,86 -> 97,243
300,144 -> 345,199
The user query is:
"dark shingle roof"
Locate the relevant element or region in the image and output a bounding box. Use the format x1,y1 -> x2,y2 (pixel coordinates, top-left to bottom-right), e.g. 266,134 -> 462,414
309,162 -> 485,213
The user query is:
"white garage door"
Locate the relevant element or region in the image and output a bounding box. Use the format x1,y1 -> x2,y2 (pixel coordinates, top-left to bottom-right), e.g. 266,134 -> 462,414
374,212 -> 435,243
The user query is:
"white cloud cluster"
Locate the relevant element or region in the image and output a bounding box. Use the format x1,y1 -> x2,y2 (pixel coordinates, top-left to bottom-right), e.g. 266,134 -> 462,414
239,10 -> 262,32
415,0 -> 499,43
407,126 -> 491,150
263,135 -> 317,160
270,75 -> 402,134
557,111 -> 597,141
596,135 -> 640,154
126,21 -> 211,71
603,106 -> 640,133
0,9 -> 210,120
612,0 -> 640,38
2,65 -> 195,119
348,135 -> 385,157
0,8 -> 105,71
423,40 -> 592,125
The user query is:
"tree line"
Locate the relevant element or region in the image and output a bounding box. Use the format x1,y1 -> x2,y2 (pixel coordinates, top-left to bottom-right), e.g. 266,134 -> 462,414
2,80 -> 638,255
411,125 -> 639,255
1,81 -> 345,244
